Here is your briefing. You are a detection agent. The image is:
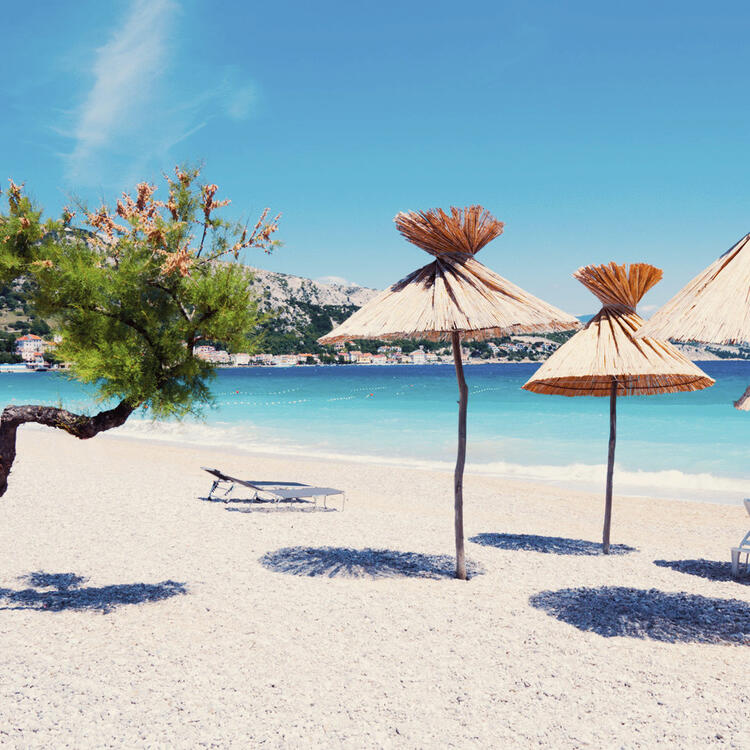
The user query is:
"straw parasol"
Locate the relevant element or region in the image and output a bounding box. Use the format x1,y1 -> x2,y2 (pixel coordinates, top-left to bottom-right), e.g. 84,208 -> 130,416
318,206 -> 580,579
636,232 -> 750,409
522,262 -> 714,553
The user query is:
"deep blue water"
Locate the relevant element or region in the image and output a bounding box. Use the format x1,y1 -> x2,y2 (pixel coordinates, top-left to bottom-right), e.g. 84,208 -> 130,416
3,361 -> 749,502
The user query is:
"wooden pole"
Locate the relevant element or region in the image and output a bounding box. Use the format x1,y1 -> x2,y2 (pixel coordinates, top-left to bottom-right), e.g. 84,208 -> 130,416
451,331 -> 468,580
602,378 -> 617,554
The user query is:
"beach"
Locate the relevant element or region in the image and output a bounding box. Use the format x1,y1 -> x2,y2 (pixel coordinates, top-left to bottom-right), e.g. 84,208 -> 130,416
0,428 -> 747,748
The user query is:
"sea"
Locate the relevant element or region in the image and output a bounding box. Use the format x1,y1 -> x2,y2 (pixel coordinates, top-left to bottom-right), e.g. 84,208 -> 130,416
3,361 -> 750,504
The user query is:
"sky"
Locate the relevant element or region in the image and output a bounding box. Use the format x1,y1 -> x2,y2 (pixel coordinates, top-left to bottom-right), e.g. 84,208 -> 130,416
2,0 -> 750,315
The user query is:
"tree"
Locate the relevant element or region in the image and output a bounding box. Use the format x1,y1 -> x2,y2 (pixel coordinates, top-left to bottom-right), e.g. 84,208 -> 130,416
0,167 -> 280,495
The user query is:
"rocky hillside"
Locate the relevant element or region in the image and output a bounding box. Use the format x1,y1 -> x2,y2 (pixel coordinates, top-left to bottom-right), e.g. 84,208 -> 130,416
248,266 -> 379,309
247,266 -> 380,353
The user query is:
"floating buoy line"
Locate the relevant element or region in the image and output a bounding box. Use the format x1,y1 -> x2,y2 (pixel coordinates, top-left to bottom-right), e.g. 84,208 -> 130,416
12,382 -> 499,414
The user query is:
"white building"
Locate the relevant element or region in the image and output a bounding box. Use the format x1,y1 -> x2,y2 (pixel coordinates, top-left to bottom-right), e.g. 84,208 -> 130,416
231,352 -> 251,366
193,345 -> 216,361
272,354 -> 298,367
193,345 -> 231,364
15,334 -> 44,362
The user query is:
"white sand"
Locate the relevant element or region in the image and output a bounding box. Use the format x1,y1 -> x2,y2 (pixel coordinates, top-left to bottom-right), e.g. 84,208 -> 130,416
0,428 -> 748,748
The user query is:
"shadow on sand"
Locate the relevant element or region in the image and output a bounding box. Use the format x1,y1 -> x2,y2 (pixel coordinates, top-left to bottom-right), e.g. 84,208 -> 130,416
0,572 -> 186,613
260,546 -> 484,580
225,504 -> 336,515
200,497 -> 337,513
529,586 -> 750,645
654,559 -> 750,585
470,532 -> 635,556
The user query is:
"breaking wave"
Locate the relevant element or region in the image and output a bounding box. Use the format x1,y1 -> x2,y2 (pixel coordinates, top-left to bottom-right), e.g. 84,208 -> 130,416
109,418 -> 748,504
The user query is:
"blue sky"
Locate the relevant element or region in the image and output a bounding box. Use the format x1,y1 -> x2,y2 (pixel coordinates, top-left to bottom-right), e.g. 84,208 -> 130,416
2,0 -> 749,314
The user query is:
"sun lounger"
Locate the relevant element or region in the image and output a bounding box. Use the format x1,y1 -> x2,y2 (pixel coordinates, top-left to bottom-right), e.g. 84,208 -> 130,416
202,467 -> 345,509
730,498 -> 750,578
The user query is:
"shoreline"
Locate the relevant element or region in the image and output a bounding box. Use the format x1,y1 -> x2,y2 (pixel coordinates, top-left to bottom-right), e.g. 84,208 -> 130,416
210,356 -> 746,368
96,422 -> 750,508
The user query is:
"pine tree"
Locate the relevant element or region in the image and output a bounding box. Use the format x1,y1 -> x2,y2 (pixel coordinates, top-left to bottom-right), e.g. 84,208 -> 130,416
0,167 -> 280,495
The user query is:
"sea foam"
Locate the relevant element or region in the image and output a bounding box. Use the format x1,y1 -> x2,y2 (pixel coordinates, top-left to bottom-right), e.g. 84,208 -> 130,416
110,418 -> 748,505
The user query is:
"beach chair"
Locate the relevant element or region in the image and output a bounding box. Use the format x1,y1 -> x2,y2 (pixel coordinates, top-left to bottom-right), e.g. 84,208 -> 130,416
730,498 -> 750,578
202,467 -> 345,510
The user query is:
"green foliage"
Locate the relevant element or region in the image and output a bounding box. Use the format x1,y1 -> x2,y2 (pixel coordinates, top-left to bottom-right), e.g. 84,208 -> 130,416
255,302 -> 359,354
705,346 -> 750,360
540,330 -> 576,344
0,331 -> 22,363
0,168 -> 279,417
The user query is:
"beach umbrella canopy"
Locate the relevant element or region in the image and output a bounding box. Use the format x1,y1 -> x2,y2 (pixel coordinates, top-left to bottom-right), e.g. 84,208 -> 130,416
319,206 -> 580,579
637,232 -> 750,409
523,262 -> 714,552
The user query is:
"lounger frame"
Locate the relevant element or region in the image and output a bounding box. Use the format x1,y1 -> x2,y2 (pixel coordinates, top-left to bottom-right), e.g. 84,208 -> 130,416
202,467 -> 346,510
730,498 -> 750,578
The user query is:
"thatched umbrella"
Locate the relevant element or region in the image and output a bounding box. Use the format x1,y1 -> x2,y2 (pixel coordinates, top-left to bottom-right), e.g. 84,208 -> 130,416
318,206 -> 580,579
522,262 -> 714,553
637,232 -> 750,409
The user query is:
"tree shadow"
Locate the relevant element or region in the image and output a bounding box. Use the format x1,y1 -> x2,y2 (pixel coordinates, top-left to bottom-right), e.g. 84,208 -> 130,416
529,586 -> 750,645
654,559 -> 750,585
260,546 -> 484,580
470,532 -> 636,556
0,572 -> 187,613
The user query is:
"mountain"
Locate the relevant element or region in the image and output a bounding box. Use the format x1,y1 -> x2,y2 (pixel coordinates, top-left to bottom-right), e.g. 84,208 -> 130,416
248,266 -> 379,309
247,266 -> 380,354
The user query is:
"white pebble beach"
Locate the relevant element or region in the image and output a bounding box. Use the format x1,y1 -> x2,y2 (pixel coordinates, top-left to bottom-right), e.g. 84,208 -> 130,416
0,428 -> 748,748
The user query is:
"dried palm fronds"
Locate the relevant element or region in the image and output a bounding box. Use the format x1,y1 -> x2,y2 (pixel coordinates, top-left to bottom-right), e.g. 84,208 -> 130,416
394,205 -> 504,257
734,386 -> 750,411
523,262 -> 714,554
318,206 -> 580,579
319,208 -> 578,345
524,263 -> 714,397
318,257 -> 579,343
637,233 -> 750,346
636,233 -> 750,410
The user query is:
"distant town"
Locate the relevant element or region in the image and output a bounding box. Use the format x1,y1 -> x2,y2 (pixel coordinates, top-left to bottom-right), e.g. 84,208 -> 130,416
191,337 -> 564,367
6,332 -> 563,370
3,263 -> 750,373
3,330 -> 750,373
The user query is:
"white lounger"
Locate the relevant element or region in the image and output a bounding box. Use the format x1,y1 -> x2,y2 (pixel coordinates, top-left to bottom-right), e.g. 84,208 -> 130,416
730,498 -> 750,578
202,467 -> 345,510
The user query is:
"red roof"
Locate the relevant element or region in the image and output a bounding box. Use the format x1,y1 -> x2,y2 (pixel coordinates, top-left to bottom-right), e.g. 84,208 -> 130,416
16,334 -> 43,341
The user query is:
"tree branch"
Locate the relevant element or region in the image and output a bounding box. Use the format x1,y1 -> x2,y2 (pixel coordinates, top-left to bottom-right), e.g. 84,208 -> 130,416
196,221 -> 209,259
80,305 -> 158,350
0,400 -> 135,496
146,280 -> 194,323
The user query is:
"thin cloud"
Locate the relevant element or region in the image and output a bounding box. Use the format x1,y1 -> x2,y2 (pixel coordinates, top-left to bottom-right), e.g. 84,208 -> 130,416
64,0 -> 260,190
225,84 -> 257,120
67,0 -> 175,183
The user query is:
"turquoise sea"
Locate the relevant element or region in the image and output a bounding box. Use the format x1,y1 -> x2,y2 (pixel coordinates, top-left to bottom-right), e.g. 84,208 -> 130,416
3,361 -> 750,503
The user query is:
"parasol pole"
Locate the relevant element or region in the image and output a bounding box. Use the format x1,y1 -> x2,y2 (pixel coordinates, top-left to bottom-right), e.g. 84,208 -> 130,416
603,377 -> 617,554
451,330 -> 468,580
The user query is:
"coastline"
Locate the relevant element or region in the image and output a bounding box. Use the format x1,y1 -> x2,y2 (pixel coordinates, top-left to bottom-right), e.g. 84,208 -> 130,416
103,418 -> 750,507
0,428 -> 747,746
210,356 -> 747,368
6,360 -> 750,506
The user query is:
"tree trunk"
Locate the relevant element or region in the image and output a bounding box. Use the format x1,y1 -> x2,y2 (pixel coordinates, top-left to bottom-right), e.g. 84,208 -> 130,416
602,379 -> 617,554
451,331 -> 468,580
0,400 -> 135,496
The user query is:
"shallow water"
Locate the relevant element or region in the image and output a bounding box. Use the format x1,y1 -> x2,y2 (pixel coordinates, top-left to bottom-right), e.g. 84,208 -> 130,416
3,361 -> 750,503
